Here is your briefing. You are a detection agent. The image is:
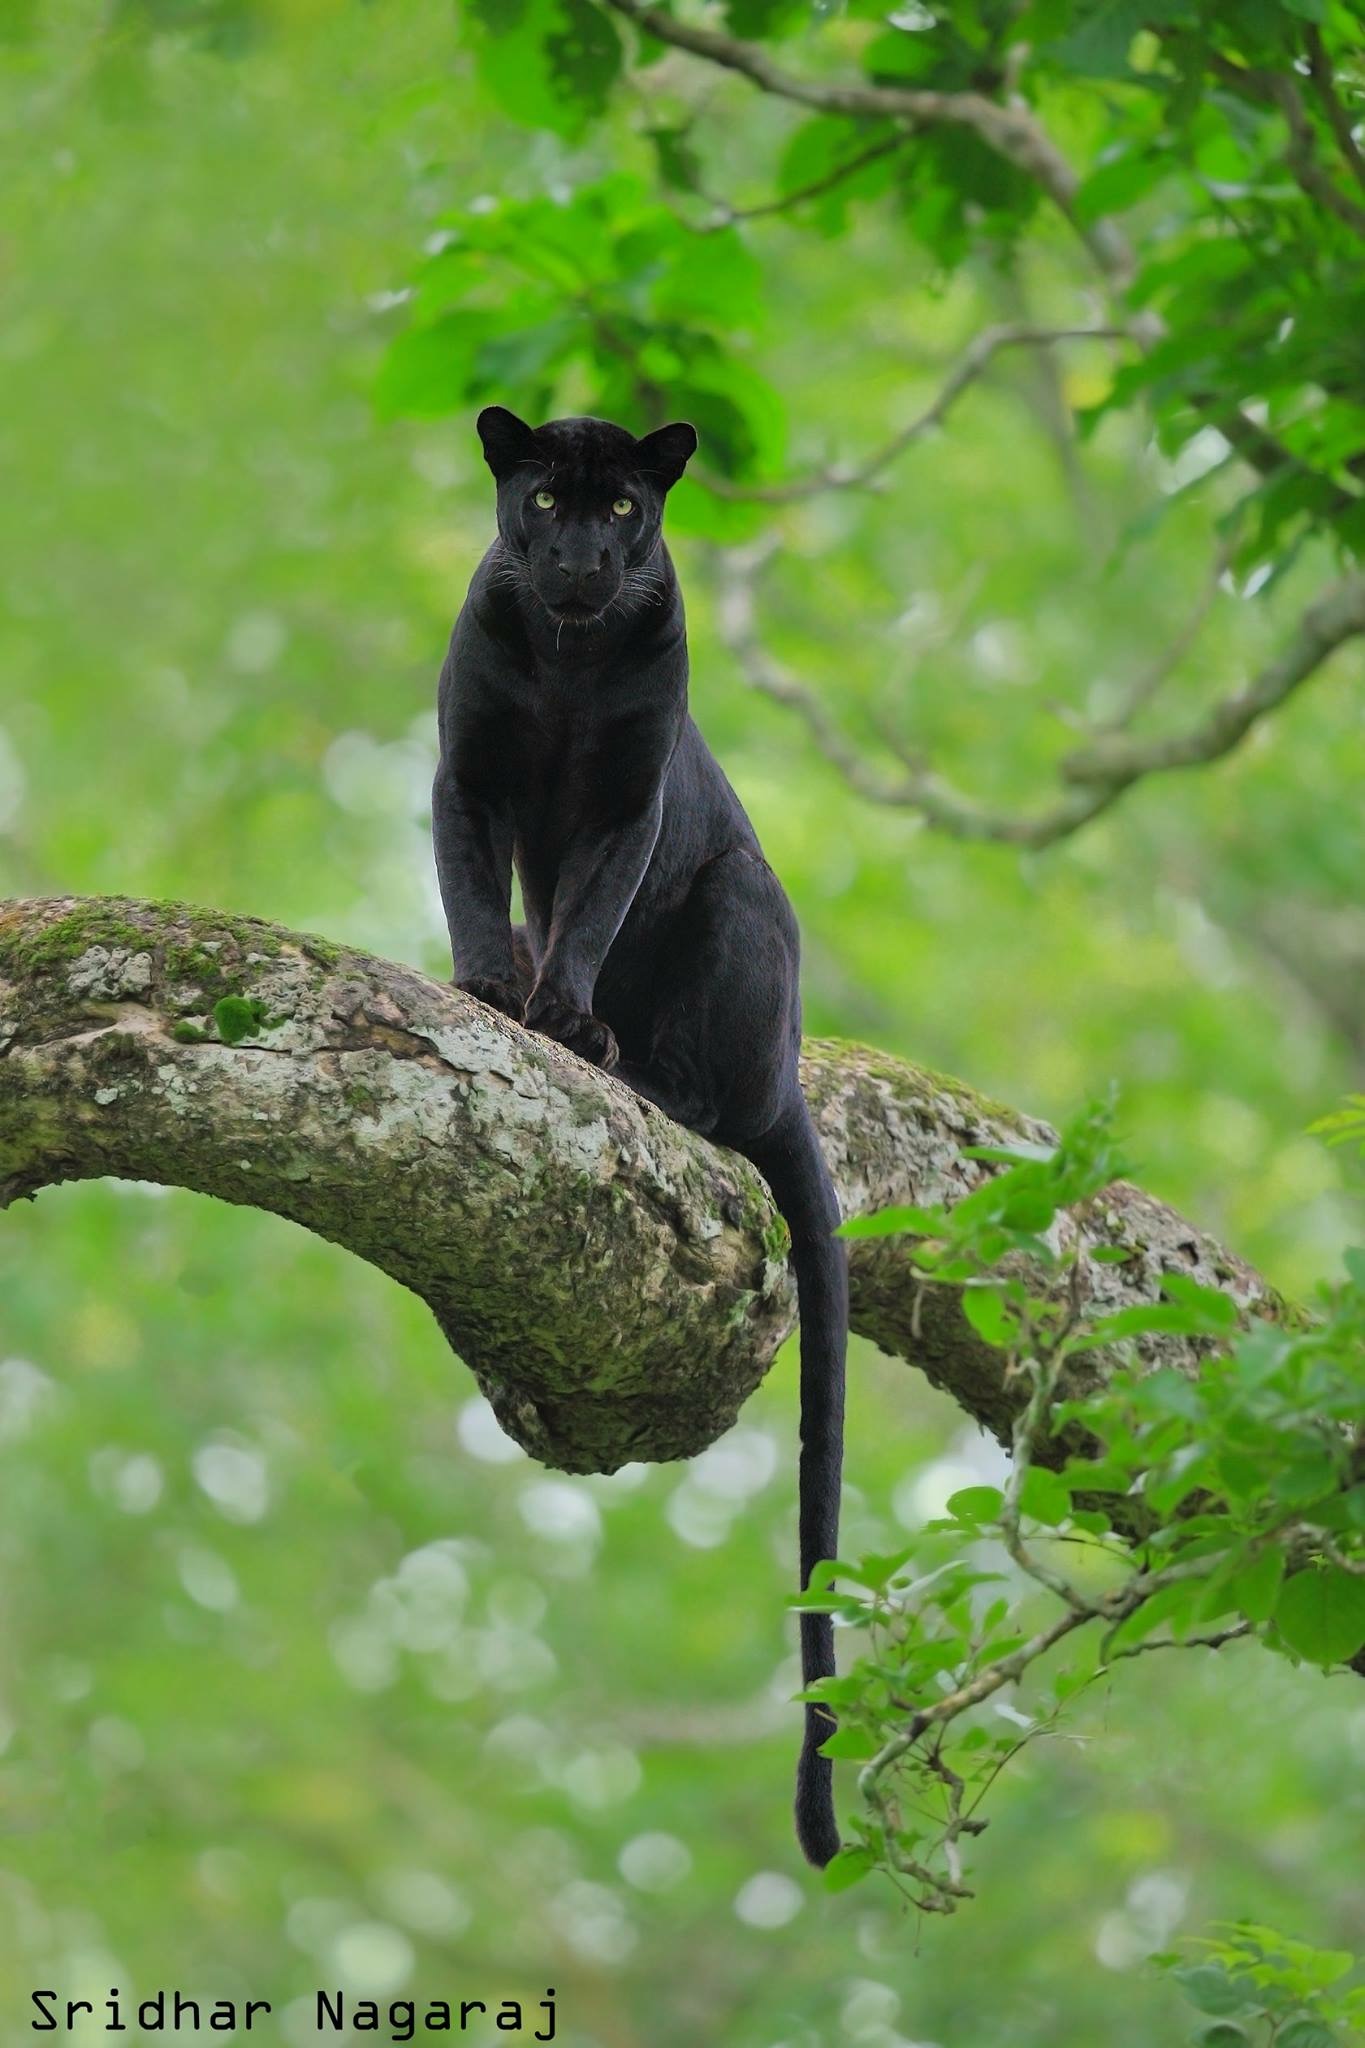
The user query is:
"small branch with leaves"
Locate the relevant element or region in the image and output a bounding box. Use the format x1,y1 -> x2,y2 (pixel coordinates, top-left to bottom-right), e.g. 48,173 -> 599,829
601,0 -> 1341,506
805,1105 -> 1365,1907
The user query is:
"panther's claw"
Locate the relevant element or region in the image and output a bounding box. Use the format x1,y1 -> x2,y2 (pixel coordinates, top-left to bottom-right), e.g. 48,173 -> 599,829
525,988 -> 619,1071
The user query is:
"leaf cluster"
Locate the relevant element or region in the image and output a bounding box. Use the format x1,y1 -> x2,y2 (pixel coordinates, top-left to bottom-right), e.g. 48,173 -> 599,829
815,1100 -> 1365,1908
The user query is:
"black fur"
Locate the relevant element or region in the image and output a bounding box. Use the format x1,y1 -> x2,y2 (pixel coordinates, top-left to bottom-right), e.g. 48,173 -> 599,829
433,407 -> 848,1866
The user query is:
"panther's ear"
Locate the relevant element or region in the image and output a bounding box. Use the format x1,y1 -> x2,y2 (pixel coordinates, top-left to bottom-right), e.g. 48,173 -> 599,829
634,421 -> 698,491
476,406 -> 540,482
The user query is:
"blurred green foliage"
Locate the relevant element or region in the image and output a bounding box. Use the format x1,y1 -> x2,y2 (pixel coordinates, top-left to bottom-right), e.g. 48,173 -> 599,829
1,2 -> 1363,2044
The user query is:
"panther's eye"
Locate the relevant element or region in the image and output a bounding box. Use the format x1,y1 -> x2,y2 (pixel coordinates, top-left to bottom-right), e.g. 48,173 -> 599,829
533,490 -> 555,510
612,496 -> 635,517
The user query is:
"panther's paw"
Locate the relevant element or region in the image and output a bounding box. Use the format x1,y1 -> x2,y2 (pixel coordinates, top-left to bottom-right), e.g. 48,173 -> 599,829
457,975 -> 526,1024
525,987 -> 619,1071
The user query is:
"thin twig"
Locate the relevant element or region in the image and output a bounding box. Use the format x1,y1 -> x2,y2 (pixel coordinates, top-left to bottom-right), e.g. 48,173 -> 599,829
1092,538 -> 1233,735
1102,1622 -> 1251,1664
699,129 -> 910,231
1305,1531 -> 1365,1578
700,323 -> 1125,503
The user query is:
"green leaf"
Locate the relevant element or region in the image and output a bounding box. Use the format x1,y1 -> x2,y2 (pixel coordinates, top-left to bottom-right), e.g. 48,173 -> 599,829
1074,149 -> 1167,224
1105,1580 -> 1199,1653
818,1726 -> 880,1761
775,115 -> 901,234
962,1285 -> 1021,1349
645,124 -> 705,197
375,308 -> 541,419
1269,1450 -> 1345,1510
946,1485 -> 1005,1524
1274,1567 -> 1365,1666
1172,1965 -> 1258,2018
1229,1547 -> 1286,1625
544,0 -> 622,117
838,1204 -> 944,1239
1159,1273 -> 1239,1332
799,1674 -> 867,1708
823,1844 -> 877,1893
1019,1467 -> 1072,1526
1196,2027 -> 1251,2047
470,0 -> 622,137
998,1187 -> 1058,1233
649,228 -> 763,326
1089,1301 -> 1209,1341
1276,2025 -> 1337,2048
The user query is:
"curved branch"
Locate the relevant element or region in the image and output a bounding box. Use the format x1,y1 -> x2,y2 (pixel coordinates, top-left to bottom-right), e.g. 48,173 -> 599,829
1058,575 -> 1365,792
700,324 -> 1126,504
2,897 -> 1288,1475
717,554 -> 1365,847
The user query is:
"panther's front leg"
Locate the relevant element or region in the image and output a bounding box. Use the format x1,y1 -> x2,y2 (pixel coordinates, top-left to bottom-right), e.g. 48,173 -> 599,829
432,762 -> 523,1022
524,798 -> 663,1070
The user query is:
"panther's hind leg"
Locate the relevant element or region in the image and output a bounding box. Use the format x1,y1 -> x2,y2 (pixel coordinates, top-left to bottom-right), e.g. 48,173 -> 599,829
612,1056 -> 718,1134
606,847 -> 800,1144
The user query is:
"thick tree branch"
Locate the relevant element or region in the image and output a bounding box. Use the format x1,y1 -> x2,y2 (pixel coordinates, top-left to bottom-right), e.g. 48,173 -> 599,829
1,896 -> 1288,1476
717,552 -> 1365,847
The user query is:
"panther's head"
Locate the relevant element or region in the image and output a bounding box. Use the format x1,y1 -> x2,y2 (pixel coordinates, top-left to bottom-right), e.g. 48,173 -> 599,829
477,407 -> 697,627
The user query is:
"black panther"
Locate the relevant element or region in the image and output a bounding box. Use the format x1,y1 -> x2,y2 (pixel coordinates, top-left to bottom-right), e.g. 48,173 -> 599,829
432,406 -> 847,1866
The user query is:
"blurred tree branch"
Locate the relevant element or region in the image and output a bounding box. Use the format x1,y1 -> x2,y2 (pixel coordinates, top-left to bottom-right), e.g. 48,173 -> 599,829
697,128 -> 911,230
699,322 -> 1125,503
1089,539 -> 1232,736
0,895 -> 1288,1476
601,0 -> 1339,504
1304,24 -> 1365,197
716,550 -> 1365,847
600,0 -> 1128,276
1202,46 -> 1365,241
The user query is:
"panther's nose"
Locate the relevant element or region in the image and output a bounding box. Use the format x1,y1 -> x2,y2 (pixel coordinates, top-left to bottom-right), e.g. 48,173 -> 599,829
553,550 -> 608,586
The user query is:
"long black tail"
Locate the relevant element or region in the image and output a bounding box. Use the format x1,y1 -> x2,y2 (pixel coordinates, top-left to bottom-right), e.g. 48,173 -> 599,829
745,1097 -> 848,1867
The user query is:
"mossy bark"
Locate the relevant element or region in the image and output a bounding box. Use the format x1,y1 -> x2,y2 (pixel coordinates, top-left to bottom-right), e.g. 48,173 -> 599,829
0,894 -> 1284,1474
